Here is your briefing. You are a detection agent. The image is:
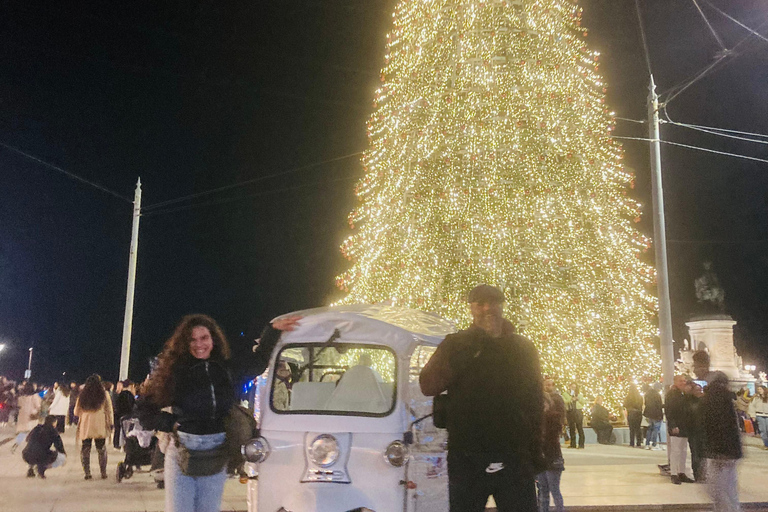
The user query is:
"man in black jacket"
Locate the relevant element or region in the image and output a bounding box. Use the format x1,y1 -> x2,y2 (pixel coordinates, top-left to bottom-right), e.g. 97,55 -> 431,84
693,350 -> 742,511
665,375 -> 695,484
420,284 -> 544,512
22,416 -> 66,478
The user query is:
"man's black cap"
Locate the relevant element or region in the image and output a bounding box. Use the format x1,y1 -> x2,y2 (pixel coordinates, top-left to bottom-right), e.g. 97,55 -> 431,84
467,284 -> 506,304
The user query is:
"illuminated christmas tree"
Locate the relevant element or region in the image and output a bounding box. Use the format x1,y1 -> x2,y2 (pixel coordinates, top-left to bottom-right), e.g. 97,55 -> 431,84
336,0 -> 661,410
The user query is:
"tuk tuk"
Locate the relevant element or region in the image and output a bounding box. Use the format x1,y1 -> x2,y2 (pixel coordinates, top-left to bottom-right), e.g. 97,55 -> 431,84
243,304 -> 456,512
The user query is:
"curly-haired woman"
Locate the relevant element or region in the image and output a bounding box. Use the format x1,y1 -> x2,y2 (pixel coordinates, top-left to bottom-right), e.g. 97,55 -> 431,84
74,374 -> 114,479
145,313 -> 299,512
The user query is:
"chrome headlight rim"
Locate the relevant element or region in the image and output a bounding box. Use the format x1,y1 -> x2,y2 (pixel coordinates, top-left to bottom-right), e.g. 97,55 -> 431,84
308,433 -> 340,468
241,436 -> 270,463
384,440 -> 409,467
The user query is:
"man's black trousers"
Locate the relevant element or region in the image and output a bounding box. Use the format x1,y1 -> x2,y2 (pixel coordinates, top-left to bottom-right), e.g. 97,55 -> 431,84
448,452 -> 536,512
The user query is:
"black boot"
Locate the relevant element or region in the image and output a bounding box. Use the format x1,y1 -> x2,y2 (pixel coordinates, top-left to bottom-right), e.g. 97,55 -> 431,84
97,446 -> 108,479
81,443 -> 92,480
679,473 -> 695,483
37,465 -> 47,479
26,467 -> 35,478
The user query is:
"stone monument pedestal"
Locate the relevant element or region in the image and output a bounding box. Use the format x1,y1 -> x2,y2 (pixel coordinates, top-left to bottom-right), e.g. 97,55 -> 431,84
686,316 -> 740,380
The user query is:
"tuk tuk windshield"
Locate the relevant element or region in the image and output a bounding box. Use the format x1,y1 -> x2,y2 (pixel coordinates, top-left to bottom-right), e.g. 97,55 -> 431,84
271,343 -> 397,416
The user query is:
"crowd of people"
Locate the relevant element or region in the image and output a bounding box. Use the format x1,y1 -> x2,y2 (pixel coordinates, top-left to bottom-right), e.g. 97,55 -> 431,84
0,287 -> 760,512
0,374 -> 151,479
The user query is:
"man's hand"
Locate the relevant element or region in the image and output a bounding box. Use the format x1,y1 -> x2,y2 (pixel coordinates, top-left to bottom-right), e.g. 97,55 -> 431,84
272,316 -> 302,332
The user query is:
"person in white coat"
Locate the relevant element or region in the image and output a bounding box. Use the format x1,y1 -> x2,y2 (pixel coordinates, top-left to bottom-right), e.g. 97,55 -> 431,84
48,382 -> 71,433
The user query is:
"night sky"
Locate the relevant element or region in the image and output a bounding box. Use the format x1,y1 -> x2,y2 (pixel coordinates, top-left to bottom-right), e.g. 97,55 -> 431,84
1,0 -> 767,384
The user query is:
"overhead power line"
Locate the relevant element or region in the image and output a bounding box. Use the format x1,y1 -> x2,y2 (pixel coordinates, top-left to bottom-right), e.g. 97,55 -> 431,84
141,151 -> 363,212
634,0 -> 653,77
143,176 -> 358,217
0,142 -> 132,202
692,0 -> 728,51
702,0 -> 768,45
659,12 -> 768,106
612,135 -> 768,164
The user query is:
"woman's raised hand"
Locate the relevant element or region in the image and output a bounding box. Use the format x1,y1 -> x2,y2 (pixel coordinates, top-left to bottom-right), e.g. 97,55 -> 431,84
272,315 -> 302,332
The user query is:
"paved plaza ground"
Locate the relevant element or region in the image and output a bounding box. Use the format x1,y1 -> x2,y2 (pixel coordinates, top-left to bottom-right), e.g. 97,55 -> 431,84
1,425 -> 767,511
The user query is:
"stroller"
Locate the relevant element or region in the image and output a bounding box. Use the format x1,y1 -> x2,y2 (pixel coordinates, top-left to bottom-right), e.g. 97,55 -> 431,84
116,414 -> 164,488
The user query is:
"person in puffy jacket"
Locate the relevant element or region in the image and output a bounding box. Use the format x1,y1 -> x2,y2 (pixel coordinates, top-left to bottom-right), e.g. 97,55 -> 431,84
49,382 -> 70,433
145,313 -> 299,512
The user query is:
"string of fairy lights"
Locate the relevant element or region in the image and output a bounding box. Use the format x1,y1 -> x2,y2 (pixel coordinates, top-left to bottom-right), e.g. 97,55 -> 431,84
335,0 -> 661,412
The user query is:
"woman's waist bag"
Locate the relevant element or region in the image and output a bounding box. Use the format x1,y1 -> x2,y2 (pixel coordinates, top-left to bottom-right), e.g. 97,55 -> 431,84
174,430 -> 228,477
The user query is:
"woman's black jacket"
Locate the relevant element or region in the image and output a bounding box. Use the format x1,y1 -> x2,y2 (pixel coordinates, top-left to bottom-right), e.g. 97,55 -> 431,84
161,353 -> 235,435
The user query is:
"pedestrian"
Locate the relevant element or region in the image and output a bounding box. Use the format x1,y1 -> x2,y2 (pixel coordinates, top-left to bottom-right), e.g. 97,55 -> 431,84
48,382 -> 70,433
113,380 -> 136,449
748,385 -> 768,449
144,313 -> 301,512
685,380 -> 705,482
563,382 -> 587,449
537,378 -> 566,512
74,374 -> 114,480
13,383 -> 42,453
693,350 -> 742,512
624,384 -> 644,447
67,381 -> 80,426
735,388 -> 751,432
420,284 -> 544,512
665,375 -> 695,484
590,396 -> 615,444
22,415 -> 66,479
643,383 -> 664,450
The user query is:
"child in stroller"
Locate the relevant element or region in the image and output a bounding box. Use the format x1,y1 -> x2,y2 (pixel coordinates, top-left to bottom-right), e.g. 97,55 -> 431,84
116,413 -> 164,488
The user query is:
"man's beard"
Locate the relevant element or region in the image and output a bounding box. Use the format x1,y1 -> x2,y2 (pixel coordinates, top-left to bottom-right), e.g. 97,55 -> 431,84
476,314 -> 502,333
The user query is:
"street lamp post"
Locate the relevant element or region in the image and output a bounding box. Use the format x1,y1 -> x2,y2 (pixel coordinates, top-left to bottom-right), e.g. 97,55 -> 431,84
26,347 -> 33,379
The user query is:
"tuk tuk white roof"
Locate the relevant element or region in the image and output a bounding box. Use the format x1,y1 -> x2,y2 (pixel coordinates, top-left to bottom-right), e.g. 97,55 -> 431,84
273,304 -> 456,352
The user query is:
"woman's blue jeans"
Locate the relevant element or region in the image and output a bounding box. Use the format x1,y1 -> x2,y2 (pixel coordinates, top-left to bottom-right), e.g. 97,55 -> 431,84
757,416 -> 768,448
164,432 -> 227,512
536,469 -> 564,512
645,419 -> 661,446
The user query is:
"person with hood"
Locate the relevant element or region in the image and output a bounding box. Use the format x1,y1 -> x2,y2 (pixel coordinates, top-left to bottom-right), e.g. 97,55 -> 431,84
693,350 -> 742,512
48,382 -> 70,433
74,374 -> 114,480
22,415 -> 66,478
420,284 -> 544,512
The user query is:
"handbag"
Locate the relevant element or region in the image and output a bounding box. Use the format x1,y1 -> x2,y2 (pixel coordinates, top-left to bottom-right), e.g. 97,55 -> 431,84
174,433 -> 228,477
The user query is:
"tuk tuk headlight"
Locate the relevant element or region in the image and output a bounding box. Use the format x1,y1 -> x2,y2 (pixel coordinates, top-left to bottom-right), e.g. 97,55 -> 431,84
384,440 -> 409,467
308,434 -> 339,467
242,436 -> 270,463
